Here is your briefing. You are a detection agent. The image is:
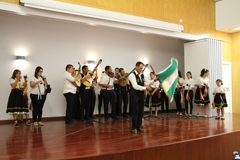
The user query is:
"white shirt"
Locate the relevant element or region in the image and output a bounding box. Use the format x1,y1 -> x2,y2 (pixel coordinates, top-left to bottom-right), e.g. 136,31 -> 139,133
100,73 -> 115,90
9,78 -> 23,89
149,80 -> 160,89
63,71 -> 76,94
30,76 -> 45,95
195,77 -> 209,86
184,78 -> 195,90
129,70 -> 154,91
214,86 -> 227,93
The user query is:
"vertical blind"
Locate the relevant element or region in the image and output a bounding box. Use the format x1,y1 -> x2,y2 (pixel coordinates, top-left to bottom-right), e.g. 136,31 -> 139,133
208,38 -> 223,117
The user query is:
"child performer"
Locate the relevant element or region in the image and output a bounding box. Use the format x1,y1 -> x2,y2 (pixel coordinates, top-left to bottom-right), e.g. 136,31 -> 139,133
213,79 -> 228,120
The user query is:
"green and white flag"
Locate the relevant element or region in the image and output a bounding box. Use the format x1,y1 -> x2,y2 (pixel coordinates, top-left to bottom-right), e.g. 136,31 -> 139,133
157,58 -> 178,102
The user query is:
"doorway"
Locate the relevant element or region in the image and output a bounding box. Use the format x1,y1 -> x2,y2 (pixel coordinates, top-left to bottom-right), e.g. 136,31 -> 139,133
222,62 -> 232,113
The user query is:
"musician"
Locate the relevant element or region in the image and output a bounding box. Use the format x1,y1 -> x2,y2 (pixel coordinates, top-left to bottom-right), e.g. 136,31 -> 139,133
129,62 -> 157,133
63,64 -> 81,125
119,68 -> 129,118
30,66 -> 48,126
6,69 -> 30,127
99,66 -> 118,121
114,67 -> 121,117
80,65 -> 93,121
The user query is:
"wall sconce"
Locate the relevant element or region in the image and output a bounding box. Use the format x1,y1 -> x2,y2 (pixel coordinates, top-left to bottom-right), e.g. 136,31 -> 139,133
16,56 -> 26,60
87,60 -> 95,64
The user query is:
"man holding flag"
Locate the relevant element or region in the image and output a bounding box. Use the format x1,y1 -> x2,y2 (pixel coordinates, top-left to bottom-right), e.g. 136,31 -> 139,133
129,62 -> 158,134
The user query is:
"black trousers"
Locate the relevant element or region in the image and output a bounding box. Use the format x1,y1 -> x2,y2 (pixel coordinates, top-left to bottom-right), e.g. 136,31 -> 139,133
174,93 -> 182,112
115,89 -> 121,116
89,89 -> 96,118
74,92 -> 81,119
129,90 -> 132,116
131,93 -> 144,129
98,94 -> 103,115
30,94 -> 46,122
120,90 -> 128,116
64,93 -> 76,123
103,91 -> 116,118
161,91 -> 169,113
184,90 -> 193,114
80,90 -> 91,120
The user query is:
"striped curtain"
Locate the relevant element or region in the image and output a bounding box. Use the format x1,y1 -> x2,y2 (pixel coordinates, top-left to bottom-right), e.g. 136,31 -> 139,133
208,38 -> 223,117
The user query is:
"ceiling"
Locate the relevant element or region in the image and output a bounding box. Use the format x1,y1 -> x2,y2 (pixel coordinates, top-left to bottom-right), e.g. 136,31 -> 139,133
215,0 -> 240,33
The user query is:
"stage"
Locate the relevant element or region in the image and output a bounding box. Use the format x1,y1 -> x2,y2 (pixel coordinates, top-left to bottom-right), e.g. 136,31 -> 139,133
0,113 -> 240,160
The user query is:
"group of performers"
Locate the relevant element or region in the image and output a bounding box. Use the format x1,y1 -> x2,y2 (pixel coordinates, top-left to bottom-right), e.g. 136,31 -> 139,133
6,62 -> 228,132
7,67 -> 48,127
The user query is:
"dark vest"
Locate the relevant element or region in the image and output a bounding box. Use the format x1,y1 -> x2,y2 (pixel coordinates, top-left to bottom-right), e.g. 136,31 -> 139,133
80,73 -> 87,93
129,72 -> 144,96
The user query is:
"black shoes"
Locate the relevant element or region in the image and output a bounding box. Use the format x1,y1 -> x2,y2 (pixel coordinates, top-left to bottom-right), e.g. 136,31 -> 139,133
132,128 -> 145,133
137,128 -> 145,132
123,115 -> 130,118
66,121 -> 74,125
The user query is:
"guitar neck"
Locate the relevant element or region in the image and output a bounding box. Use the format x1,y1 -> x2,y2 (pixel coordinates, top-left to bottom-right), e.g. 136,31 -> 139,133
126,68 -> 135,78
90,60 -> 102,76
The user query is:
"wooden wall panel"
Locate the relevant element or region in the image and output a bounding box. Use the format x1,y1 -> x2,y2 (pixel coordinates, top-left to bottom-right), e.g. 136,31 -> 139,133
0,0 -> 18,4
231,32 -> 240,114
222,42 -> 231,62
54,0 -> 216,38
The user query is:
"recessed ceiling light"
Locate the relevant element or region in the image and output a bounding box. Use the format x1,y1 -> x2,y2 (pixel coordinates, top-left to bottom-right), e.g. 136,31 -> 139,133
230,27 -> 240,31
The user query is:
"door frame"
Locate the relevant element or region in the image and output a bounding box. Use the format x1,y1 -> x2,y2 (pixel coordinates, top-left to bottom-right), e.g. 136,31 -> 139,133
223,61 -> 232,113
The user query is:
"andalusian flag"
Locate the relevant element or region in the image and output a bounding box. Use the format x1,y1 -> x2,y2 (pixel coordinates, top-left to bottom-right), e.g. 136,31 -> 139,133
157,58 -> 178,102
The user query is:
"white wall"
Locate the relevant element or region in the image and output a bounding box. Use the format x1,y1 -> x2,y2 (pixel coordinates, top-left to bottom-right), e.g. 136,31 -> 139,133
184,39 -> 223,117
184,40 -> 209,116
0,11 -> 185,120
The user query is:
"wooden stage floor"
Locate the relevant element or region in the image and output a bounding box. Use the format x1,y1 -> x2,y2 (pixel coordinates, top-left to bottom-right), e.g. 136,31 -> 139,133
1,113 -> 240,160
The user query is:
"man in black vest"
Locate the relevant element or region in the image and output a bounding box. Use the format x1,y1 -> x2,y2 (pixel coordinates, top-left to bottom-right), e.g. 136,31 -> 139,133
129,62 -> 158,133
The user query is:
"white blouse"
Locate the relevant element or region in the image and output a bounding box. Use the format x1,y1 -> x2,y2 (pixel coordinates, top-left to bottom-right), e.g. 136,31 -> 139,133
9,78 -> 23,89
149,80 -> 160,89
195,77 -> 209,86
184,78 -> 195,90
30,76 -> 45,95
176,78 -> 184,88
214,86 -> 227,93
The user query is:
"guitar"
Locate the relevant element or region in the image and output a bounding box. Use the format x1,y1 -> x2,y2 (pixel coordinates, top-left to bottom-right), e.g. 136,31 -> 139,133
119,64 -> 148,87
82,59 -> 102,87
72,62 -> 81,87
141,64 -> 148,73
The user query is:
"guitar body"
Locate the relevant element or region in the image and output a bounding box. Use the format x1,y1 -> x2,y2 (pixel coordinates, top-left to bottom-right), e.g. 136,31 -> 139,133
119,73 -> 129,87
81,59 -> 102,87
82,71 -> 96,87
72,70 -> 81,87
72,62 -> 81,87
